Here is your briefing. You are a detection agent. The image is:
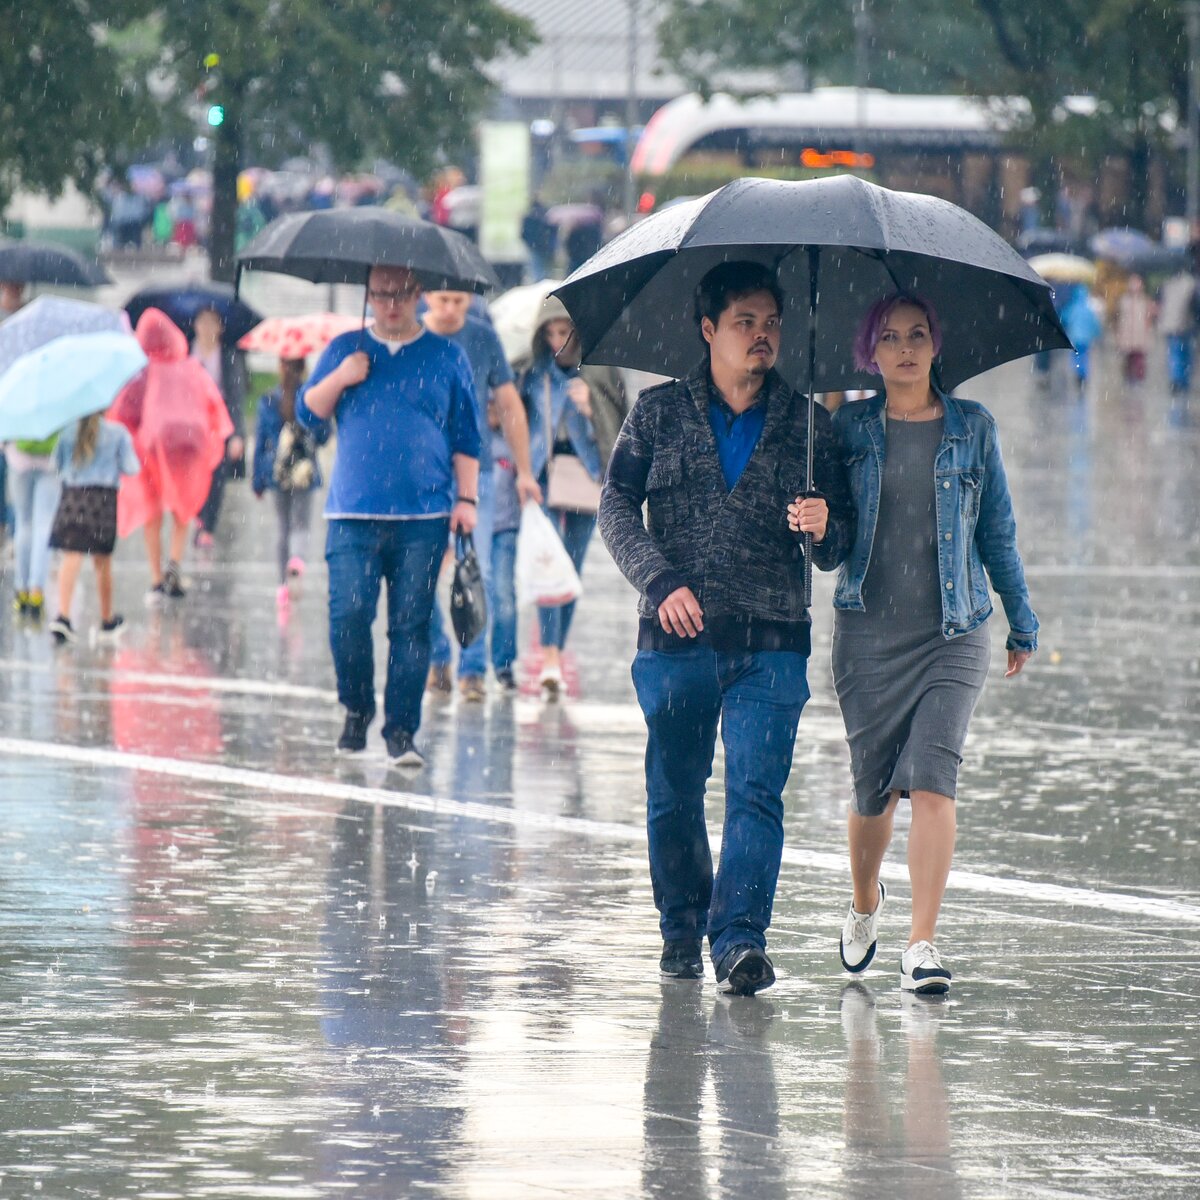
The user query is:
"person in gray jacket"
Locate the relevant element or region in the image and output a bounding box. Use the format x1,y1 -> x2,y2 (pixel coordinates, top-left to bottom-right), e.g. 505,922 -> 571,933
599,261 -> 854,995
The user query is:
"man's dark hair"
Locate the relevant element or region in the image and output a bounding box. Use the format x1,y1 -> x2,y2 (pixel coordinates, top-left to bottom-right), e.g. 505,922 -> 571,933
694,261 -> 784,344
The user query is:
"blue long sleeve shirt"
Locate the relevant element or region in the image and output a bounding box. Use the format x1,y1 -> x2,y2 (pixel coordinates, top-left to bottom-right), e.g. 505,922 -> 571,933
297,329 -> 480,519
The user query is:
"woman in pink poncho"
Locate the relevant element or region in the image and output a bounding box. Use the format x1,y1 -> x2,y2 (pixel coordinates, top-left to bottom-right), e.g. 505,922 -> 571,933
110,308 -> 233,601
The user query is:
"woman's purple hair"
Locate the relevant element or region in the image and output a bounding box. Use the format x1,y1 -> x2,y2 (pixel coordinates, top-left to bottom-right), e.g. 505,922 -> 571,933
853,293 -> 943,374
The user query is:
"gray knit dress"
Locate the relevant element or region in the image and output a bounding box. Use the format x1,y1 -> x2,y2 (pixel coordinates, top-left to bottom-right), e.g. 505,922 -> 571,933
832,418 -> 990,816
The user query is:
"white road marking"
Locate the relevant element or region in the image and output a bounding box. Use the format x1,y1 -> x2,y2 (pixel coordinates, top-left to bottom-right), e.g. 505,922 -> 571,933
2,735 -> 1199,930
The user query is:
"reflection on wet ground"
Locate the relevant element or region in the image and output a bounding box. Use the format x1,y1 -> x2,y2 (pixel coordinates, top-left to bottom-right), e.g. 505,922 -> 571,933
0,354 -> 1197,1197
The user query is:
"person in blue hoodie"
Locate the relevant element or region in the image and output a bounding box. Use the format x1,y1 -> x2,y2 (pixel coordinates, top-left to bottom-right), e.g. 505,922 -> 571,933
253,356 -> 323,620
298,266 -> 480,770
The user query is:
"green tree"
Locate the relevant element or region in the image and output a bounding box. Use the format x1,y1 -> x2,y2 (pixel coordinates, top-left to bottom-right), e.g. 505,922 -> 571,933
0,2 -> 157,214
656,0 -> 1189,228
157,1 -> 536,280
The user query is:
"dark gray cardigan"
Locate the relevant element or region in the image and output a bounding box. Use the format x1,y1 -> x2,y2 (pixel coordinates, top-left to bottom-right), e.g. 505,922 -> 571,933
599,363 -> 854,653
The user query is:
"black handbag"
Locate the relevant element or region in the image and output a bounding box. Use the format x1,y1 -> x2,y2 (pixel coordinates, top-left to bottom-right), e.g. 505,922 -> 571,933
450,533 -> 488,648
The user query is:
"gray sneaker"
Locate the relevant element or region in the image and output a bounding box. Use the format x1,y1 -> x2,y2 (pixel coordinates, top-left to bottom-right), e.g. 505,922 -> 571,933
840,881 -> 886,973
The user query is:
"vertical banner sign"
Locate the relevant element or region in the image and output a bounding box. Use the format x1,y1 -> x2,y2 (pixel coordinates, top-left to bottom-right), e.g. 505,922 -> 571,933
480,121 -> 531,264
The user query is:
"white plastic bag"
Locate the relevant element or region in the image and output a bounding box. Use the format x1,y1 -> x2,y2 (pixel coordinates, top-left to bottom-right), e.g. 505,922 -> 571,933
516,502 -> 583,608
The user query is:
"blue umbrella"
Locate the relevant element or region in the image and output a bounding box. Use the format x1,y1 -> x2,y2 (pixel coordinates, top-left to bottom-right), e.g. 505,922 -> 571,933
0,296 -> 128,377
0,331 -> 147,441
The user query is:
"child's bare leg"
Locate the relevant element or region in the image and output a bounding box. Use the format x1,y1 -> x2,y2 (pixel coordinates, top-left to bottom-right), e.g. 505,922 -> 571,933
57,552 -> 84,619
93,555 -> 114,622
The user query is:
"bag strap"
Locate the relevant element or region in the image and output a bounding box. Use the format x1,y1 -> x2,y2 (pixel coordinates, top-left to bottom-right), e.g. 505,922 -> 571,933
455,531 -> 475,559
542,372 -> 555,472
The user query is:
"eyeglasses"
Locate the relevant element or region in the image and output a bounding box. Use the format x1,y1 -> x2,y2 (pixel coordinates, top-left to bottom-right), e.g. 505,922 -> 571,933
367,286 -> 419,303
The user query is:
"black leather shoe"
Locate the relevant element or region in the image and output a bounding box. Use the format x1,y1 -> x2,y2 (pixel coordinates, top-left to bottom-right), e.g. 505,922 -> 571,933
336,711 -> 371,754
715,944 -> 775,995
660,939 -> 704,980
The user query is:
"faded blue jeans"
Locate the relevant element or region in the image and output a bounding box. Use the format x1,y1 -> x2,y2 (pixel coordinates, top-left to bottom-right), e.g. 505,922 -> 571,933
631,646 -> 810,963
489,529 -> 519,673
9,464 -> 60,594
326,517 -> 448,739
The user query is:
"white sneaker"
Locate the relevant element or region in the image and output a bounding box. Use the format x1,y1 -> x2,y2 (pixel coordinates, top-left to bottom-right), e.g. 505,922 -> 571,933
839,881 -> 886,972
901,940 -> 951,995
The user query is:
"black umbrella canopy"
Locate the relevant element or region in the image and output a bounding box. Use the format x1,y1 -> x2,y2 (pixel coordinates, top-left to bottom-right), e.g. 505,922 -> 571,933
125,280 -> 263,344
235,208 -> 500,294
0,239 -> 112,287
554,175 -> 1071,393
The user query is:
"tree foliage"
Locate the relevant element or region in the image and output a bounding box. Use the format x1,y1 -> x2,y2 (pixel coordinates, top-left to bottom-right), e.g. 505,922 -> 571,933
0,1 -> 158,212
656,0 -> 1191,224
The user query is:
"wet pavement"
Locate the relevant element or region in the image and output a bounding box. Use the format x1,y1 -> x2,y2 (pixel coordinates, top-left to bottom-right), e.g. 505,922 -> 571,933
1,341 -> 1198,1198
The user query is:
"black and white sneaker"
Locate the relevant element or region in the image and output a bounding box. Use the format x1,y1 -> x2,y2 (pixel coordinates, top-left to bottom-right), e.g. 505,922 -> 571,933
97,615 -> 126,642
385,731 -> 425,768
840,881 -> 886,973
48,615 -> 76,644
714,944 -> 775,996
659,939 -> 704,980
163,561 -> 186,599
145,582 -> 166,607
336,711 -> 372,755
901,940 -> 952,995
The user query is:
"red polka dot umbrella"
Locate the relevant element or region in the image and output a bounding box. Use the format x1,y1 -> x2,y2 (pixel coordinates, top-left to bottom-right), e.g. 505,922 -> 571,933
236,313 -> 368,359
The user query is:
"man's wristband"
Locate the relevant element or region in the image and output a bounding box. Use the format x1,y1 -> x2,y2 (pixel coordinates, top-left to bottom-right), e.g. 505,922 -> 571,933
458,497 -> 478,505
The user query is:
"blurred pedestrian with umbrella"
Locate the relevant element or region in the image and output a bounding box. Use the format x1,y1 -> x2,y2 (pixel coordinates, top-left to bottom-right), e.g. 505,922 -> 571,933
237,207 -> 496,766
598,261 -> 854,994
519,295 -> 627,700
296,265 -> 480,768
252,355 -> 322,621
46,408 -> 141,645
1115,274 -> 1156,383
0,240 -> 112,288
189,304 -> 249,546
1157,251 -> 1198,397
124,281 -> 262,346
799,293 -> 1038,998
0,329 -> 146,621
109,309 -> 233,603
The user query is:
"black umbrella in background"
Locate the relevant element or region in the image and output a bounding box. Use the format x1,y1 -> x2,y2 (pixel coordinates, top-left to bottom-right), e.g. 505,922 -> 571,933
125,280 -> 263,344
0,239 -> 112,287
235,207 -> 500,298
552,174 -> 1072,603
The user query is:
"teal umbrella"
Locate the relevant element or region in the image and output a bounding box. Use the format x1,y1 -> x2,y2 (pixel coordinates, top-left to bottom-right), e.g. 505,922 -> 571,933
0,331 -> 147,441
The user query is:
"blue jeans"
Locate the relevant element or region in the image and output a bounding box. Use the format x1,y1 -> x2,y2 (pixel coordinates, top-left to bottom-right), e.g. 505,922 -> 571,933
326,517 -> 448,739
490,530 -> 519,673
9,465 -> 60,594
537,507 -> 595,650
1167,333 -> 1193,392
632,647 -> 810,962
430,469 -> 494,676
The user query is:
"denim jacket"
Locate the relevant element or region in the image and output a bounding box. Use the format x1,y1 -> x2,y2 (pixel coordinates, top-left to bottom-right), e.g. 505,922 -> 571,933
831,391 -> 1038,653
522,357 -> 603,481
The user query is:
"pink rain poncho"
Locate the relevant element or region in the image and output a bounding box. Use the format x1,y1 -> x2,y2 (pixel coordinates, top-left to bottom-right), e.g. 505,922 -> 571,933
110,308 -> 233,537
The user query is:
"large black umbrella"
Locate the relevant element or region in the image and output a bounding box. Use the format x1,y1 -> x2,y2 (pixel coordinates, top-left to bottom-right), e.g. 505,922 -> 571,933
125,280 -> 263,344
553,174 -> 1071,600
235,208 -> 500,295
0,239 -> 112,287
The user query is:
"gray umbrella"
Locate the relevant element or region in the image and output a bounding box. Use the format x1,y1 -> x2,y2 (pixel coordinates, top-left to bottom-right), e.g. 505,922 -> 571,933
235,207 -> 499,295
554,175 -> 1070,394
0,240 -> 112,287
552,174 -> 1072,601
0,296 -> 127,376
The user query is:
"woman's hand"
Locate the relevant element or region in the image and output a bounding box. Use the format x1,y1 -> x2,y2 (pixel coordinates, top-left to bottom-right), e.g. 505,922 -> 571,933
787,495 -> 829,542
566,377 -> 593,419
1005,649 -> 1032,678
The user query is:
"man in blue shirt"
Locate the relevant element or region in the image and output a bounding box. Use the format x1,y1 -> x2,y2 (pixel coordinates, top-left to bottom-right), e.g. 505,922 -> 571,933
598,261 -> 853,995
422,290 -> 542,701
298,265 -> 481,768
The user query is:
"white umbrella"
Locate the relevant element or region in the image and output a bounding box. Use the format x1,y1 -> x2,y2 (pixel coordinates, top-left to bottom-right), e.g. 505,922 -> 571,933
488,279 -> 563,364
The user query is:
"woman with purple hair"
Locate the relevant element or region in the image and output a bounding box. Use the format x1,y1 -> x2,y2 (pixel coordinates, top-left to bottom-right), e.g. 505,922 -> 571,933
789,293 -> 1038,996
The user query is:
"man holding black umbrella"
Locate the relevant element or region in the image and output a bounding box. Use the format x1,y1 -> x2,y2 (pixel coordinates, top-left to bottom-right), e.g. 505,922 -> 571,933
298,265 -> 480,768
598,261 -> 855,995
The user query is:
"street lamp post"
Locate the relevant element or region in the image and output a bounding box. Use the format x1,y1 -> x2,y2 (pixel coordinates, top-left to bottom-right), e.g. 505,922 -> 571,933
1186,1 -> 1200,234
625,0 -> 640,218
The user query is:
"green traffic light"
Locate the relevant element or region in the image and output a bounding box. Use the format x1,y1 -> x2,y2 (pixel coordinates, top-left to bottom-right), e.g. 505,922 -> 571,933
207,104 -> 225,127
